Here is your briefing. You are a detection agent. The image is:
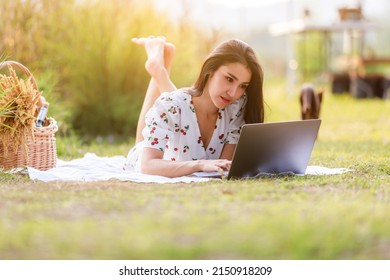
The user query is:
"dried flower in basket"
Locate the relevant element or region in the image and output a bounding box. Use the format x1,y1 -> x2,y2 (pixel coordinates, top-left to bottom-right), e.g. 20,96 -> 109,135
0,65 -> 42,157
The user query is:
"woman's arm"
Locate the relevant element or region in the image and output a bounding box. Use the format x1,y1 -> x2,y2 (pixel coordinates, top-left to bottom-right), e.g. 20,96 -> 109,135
140,148 -> 231,177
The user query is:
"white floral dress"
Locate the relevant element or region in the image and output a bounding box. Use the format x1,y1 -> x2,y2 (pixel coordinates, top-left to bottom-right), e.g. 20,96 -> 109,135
124,88 -> 246,172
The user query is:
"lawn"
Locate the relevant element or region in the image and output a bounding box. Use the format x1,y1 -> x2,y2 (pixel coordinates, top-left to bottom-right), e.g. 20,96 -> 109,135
1,89 -> 389,260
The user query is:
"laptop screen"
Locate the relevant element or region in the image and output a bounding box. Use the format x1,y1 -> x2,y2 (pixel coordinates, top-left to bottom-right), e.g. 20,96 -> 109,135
227,119 -> 321,179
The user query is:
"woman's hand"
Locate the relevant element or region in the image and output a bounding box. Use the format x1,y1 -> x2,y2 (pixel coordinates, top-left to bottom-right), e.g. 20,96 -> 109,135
197,159 -> 231,174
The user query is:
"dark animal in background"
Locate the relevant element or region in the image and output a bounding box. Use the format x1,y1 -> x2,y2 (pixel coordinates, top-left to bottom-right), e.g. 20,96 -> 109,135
300,84 -> 323,120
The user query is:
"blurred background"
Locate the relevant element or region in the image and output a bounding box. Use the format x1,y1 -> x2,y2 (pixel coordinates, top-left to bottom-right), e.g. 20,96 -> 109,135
1,0 -> 389,142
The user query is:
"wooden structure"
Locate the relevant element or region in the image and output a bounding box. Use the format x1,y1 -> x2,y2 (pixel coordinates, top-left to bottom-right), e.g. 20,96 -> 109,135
269,5 -> 390,98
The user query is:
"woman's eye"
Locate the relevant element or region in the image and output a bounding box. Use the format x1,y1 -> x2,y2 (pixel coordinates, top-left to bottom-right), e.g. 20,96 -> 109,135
226,76 -> 233,82
240,84 -> 248,89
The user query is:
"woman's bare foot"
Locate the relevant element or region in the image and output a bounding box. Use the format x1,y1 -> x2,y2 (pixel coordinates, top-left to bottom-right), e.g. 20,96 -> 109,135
132,36 -> 166,79
132,36 -> 176,73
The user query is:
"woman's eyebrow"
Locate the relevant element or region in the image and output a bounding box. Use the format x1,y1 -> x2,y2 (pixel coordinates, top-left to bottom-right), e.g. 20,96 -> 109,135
227,72 -> 238,80
227,72 -> 250,84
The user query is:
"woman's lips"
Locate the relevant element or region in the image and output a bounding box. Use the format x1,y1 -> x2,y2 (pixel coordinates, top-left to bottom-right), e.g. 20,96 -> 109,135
220,96 -> 231,105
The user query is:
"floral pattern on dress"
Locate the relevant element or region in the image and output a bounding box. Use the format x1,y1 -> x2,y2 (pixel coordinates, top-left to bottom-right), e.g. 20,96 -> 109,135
125,88 -> 246,170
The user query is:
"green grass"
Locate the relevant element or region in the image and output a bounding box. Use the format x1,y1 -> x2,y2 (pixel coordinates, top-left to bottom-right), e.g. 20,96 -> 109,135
1,89 -> 390,259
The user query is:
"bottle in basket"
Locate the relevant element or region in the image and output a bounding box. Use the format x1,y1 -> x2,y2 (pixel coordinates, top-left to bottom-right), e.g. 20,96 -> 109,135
36,102 -> 49,127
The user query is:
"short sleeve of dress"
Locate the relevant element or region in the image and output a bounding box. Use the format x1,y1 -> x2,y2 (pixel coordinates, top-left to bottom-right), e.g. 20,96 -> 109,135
225,94 -> 246,144
142,92 -> 181,152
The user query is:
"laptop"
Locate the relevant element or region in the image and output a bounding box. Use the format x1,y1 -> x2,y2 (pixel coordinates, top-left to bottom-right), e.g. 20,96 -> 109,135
193,119 -> 321,179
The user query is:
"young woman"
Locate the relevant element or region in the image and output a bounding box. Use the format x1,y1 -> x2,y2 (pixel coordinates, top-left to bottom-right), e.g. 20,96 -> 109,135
124,36 -> 264,177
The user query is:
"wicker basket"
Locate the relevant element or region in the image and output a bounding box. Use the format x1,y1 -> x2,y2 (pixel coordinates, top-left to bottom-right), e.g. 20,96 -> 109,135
0,61 -> 58,171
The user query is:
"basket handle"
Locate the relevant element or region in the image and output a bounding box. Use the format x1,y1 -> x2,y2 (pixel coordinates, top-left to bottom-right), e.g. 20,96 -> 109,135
0,60 -> 38,90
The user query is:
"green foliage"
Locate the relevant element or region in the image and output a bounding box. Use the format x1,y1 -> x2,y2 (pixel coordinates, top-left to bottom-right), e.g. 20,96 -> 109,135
295,32 -> 328,81
0,0 -> 218,139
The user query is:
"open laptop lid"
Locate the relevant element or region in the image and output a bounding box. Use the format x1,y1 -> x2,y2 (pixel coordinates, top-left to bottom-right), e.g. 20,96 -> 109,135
227,119 -> 321,179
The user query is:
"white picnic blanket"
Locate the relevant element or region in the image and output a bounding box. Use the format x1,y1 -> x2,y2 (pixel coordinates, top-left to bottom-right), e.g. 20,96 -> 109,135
27,153 -> 351,183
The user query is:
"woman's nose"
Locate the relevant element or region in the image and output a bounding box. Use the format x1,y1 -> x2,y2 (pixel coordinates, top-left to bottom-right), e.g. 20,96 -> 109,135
227,85 -> 240,98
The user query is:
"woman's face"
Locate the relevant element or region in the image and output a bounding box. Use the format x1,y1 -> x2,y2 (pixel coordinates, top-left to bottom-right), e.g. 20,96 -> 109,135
206,62 -> 251,109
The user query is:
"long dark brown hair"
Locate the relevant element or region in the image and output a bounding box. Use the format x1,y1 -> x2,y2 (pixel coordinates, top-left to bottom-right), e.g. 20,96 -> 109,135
192,39 -> 264,123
